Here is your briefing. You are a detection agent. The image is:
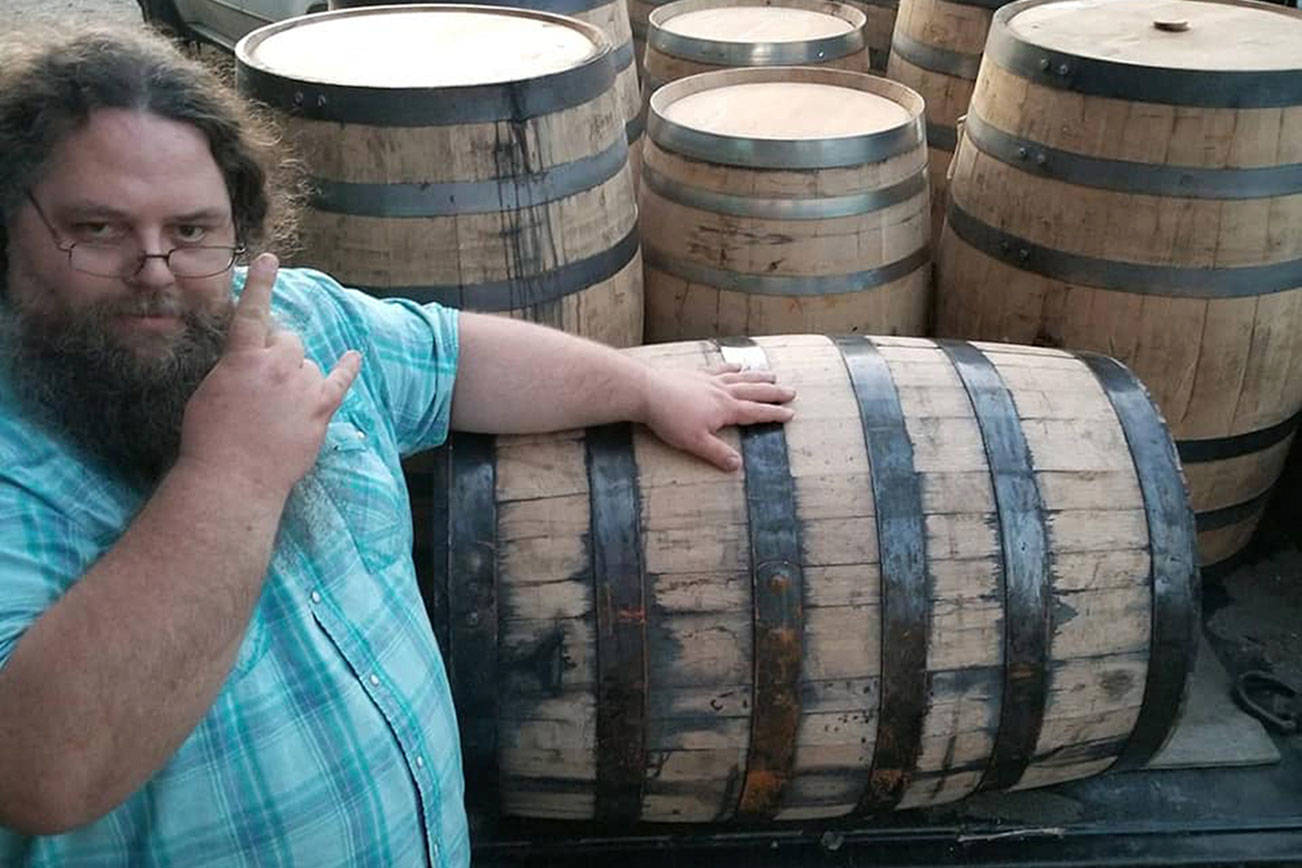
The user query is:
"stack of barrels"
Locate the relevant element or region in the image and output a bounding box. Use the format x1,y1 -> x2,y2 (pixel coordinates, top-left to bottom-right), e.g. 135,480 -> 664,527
230,0 -> 1302,825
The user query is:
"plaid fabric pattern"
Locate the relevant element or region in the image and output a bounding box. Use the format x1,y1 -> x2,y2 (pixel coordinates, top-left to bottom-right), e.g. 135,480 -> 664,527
0,268 -> 467,867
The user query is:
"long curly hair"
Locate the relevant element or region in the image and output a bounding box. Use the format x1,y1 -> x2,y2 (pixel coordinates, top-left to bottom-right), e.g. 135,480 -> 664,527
0,24 -> 303,293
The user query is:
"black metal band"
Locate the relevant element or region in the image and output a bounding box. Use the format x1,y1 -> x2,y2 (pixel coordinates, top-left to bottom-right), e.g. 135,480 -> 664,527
642,244 -> 929,297
625,109 -> 645,145
431,432 -> 500,812
926,121 -> 958,153
353,225 -> 640,310
236,9 -> 616,125
946,200 -> 1302,298
715,337 -> 804,821
963,112 -> 1302,200
1176,409 -> 1302,464
1195,486 -> 1275,532
938,339 -> 1050,792
890,31 -> 982,81
585,423 -> 649,824
835,336 -> 930,812
1078,352 -> 1199,771
988,0 -> 1302,108
332,0 -> 612,12
612,38 -> 635,73
310,135 -> 628,217
869,46 -> 889,72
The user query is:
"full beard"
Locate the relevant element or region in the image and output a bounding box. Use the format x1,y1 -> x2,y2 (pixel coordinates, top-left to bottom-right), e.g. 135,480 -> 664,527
0,292 -> 234,487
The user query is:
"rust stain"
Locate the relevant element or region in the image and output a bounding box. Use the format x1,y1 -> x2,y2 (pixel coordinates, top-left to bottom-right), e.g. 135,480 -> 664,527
739,769 -> 786,815
615,605 -> 646,625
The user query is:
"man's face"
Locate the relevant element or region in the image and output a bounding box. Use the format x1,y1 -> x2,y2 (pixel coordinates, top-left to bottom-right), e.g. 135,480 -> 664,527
5,107 -> 237,356
1,108 -> 240,480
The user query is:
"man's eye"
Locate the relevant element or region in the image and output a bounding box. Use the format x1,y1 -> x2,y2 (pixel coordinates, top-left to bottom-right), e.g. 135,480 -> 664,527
72,222 -> 119,241
175,224 -> 208,243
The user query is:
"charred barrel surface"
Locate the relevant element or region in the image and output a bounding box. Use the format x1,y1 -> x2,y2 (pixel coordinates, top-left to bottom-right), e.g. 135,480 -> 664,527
418,335 -> 1198,821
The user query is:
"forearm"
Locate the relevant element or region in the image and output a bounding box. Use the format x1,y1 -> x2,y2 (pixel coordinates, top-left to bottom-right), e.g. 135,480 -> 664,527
449,312 -> 652,433
0,460 -> 287,834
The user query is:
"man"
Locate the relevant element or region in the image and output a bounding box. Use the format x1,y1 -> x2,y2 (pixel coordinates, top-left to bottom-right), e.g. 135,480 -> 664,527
0,25 -> 794,866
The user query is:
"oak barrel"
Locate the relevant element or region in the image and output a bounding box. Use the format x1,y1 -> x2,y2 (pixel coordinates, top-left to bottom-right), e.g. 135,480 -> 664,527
236,4 -> 643,347
934,0 -> 1302,568
885,0 -> 998,241
409,334 -> 1198,822
642,0 -> 871,95
328,0 -> 646,190
640,67 -> 931,342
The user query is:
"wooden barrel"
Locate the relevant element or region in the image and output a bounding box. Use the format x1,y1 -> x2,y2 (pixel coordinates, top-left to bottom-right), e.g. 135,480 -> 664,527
328,0 -> 646,191
236,4 -> 642,347
630,0 -> 673,77
640,67 -> 931,342
933,0 -> 1302,570
642,0 -> 871,95
845,0 -> 899,72
885,0 -> 999,241
410,334 -> 1198,822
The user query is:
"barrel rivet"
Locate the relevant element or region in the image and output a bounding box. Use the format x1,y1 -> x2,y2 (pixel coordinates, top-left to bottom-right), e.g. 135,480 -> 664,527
1039,57 -> 1050,71
1018,248 -> 1030,261
316,94 -> 327,108
1000,240 -> 1011,253
292,90 -> 304,106
1035,153 -> 1047,166
1017,146 -> 1029,160
466,611 -> 480,627
1057,63 -> 1070,76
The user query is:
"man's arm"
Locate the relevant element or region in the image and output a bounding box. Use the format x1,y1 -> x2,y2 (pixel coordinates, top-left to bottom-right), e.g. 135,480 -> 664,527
0,256 -> 360,834
450,312 -> 795,470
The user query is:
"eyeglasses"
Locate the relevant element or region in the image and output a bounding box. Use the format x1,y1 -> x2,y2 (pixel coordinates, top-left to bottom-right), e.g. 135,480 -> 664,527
25,190 -> 246,279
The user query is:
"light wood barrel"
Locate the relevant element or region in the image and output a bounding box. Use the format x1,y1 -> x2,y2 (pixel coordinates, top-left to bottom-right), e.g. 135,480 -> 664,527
640,67 -> 931,342
642,0 -> 871,94
845,0 -> 898,71
934,0 -> 1302,568
885,0 -> 999,241
410,334 -> 1198,822
328,0 -> 646,191
237,4 -> 642,347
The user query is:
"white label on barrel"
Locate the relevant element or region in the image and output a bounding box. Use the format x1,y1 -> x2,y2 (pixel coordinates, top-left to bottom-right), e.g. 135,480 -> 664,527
248,10 -> 600,87
1010,0 -> 1302,71
662,7 -> 854,42
663,81 -> 910,139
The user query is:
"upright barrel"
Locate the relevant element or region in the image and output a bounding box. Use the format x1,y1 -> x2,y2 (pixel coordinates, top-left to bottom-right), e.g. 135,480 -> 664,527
848,0 -> 899,72
640,67 -> 931,341
885,0 -> 999,240
329,0 -> 646,190
935,0 -> 1302,568
642,0 -> 871,94
413,334 -> 1198,821
237,5 -> 642,347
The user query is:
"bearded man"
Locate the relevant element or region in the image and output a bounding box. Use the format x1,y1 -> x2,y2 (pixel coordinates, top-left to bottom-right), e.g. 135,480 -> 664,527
0,26 -> 794,866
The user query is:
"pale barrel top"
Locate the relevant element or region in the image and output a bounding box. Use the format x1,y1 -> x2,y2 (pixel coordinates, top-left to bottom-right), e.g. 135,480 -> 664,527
1008,0 -> 1302,71
661,6 -> 855,41
662,81 -> 911,139
243,8 -> 601,87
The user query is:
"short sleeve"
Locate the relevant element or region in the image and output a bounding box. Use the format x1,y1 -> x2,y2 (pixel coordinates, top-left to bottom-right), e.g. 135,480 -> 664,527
244,268 -> 462,458
0,481 -> 101,670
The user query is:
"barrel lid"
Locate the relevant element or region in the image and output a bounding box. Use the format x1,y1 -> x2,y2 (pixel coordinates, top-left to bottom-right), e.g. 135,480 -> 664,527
241,7 -> 599,87
1009,0 -> 1302,72
648,66 -> 924,168
989,0 -> 1302,107
648,0 -> 865,65
235,4 -> 615,125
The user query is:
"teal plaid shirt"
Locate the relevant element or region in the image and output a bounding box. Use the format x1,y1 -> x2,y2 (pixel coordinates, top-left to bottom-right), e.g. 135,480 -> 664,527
0,268 -> 468,867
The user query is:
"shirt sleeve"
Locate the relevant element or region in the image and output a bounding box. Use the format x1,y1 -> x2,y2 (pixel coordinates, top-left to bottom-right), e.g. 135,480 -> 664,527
258,269 -> 462,458
0,481 -> 99,671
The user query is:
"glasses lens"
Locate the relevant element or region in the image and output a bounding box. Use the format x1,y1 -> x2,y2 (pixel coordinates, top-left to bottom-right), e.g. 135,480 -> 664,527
168,246 -> 239,278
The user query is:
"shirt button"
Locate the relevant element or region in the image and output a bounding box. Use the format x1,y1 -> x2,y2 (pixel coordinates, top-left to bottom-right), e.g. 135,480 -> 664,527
415,755 -> 425,769
355,428 -> 367,440
310,591 -> 322,604
369,674 -> 381,686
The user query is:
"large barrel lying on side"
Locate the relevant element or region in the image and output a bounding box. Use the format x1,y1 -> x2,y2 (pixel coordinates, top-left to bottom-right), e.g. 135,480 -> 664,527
408,335 -> 1198,822
934,0 -> 1302,569
237,4 -> 643,347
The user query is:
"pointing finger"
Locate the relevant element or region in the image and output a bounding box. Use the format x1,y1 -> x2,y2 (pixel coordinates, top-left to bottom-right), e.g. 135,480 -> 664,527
226,253 -> 278,352
318,350 -> 363,416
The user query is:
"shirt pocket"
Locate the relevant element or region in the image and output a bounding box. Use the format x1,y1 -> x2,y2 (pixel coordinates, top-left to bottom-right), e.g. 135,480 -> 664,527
313,417 -> 410,571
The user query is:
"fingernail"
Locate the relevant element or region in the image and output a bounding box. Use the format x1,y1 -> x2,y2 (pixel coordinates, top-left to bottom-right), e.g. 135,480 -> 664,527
728,454 -> 741,471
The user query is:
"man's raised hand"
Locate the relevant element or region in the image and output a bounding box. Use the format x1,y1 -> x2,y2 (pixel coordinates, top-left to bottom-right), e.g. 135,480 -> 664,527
176,254 -> 362,500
